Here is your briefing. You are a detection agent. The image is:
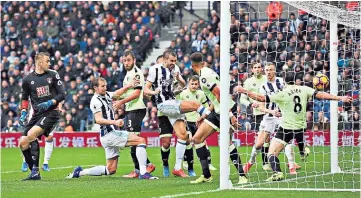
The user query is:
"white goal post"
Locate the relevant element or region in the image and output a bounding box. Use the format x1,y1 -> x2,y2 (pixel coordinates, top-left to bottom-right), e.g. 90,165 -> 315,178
220,1 -> 360,192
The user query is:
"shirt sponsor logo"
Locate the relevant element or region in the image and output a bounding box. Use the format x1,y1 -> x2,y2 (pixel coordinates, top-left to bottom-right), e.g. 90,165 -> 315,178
36,86 -> 50,97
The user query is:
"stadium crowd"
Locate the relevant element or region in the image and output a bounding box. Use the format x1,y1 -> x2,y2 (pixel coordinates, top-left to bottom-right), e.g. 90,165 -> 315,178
229,5 -> 360,131
0,1 -> 177,132
1,2 -> 359,133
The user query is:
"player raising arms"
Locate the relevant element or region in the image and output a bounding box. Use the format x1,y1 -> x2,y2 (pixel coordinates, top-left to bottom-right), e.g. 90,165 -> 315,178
189,52 -> 247,184
144,50 -> 211,177
235,72 -> 352,181
239,61 -> 271,171
112,50 -> 156,178
19,52 -> 66,180
66,77 -> 158,180
243,63 -> 305,175
177,75 -> 216,176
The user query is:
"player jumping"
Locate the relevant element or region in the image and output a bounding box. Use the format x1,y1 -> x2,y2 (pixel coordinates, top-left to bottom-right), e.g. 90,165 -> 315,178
235,72 -> 352,181
66,77 -> 158,180
144,50 -> 211,177
112,50 -> 156,178
189,52 -> 247,184
19,52 -> 66,180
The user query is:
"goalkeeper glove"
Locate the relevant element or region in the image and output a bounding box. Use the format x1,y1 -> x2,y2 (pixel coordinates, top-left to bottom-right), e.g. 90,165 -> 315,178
19,110 -> 28,127
36,100 -> 54,113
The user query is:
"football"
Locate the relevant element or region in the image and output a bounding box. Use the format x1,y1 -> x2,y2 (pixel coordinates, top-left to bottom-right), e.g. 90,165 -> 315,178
313,73 -> 329,90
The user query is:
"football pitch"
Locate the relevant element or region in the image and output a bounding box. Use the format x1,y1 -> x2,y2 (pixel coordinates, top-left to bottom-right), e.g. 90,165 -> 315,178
1,147 -> 360,198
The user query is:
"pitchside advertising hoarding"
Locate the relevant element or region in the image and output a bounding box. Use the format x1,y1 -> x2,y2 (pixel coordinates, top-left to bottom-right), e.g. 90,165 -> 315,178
0,131 -> 360,148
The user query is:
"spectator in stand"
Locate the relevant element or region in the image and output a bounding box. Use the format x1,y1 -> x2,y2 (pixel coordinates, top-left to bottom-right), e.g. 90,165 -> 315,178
2,119 -> 18,133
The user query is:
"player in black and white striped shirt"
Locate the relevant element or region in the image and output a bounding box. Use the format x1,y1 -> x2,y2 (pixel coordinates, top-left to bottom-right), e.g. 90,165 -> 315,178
244,63 -> 302,175
144,50 -> 211,177
66,77 -> 158,180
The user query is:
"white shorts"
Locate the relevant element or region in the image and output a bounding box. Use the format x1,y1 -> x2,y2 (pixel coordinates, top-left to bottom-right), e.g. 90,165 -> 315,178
259,117 -> 280,134
157,100 -> 186,126
100,130 -> 129,159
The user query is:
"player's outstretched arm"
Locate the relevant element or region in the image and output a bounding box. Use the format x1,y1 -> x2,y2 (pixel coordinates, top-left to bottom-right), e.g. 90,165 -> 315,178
315,92 -> 352,103
253,102 -> 281,117
235,86 -> 266,102
93,112 -> 124,127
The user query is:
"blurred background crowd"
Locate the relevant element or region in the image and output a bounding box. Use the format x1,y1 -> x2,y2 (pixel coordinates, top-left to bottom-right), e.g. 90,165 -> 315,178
1,1 -> 359,133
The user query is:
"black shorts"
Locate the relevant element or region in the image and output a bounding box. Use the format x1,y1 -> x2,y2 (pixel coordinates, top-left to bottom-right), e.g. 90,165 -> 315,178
274,127 -> 305,144
158,116 -> 173,138
24,110 -> 60,138
187,122 -> 197,136
125,109 -> 146,133
205,111 -> 220,131
253,114 -> 264,131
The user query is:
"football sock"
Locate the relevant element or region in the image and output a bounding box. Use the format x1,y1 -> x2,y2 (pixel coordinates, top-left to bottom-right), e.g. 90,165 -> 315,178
30,140 -> 40,170
81,166 -> 110,176
269,154 -> 282,172
43,139 -> 54,165
295,132 -> 305,156
161,146 -> 170,167
184,144 -> 194,170
285,144 -> 295,169
175,139 -> 187,170
206,144 -> 212,164
136,144 -> 147,175
21,148 -> 33,171
261,143 -> 270,165
229,144 -> 245,177
131,146 -> 140,170
249,145 -> 261,164
195,143 -> 211,178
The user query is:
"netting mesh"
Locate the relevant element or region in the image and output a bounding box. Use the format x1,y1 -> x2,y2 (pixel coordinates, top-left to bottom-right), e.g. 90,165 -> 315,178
229,1 -> 360,190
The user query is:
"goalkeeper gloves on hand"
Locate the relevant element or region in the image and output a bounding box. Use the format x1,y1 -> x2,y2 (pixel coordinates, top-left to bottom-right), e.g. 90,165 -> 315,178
19,110 -> 28,127
36,100 -> 54,113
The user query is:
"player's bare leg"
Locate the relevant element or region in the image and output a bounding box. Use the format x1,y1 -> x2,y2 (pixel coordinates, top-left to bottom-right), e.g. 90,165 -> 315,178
190,122 -> 216,184
42,135 -> 54,171
19,126 -> 45,180
244,131 -> 271,173
160,136 -> 171,177
266,139 -> 286,181
172,120 -> 189,177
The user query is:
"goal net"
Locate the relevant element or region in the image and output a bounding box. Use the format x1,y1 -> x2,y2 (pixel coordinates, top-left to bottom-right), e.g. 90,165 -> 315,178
222,1 -> 360,192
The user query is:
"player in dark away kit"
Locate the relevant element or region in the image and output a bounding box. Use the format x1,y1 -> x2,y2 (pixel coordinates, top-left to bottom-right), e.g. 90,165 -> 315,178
19,52 -> 66,180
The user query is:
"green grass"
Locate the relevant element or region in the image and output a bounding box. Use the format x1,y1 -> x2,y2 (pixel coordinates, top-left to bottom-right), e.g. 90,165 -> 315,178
1,147 -> 360,198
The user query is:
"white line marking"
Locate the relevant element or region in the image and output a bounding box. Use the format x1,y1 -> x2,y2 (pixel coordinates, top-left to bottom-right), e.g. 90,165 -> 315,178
1,164 -> 133,174
156,189 -> 223,198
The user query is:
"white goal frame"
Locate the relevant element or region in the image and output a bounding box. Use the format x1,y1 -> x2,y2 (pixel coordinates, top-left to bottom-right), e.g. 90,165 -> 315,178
219,1 -> 361,192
